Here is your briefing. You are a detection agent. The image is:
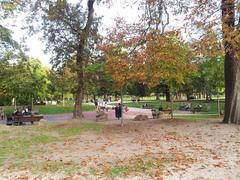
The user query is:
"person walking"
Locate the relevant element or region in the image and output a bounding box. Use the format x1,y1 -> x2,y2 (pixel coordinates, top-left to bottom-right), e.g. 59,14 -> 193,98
115,103 -> 122,120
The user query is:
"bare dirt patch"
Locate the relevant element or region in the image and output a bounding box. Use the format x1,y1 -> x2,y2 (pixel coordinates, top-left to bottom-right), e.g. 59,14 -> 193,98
0,118 -> 240,179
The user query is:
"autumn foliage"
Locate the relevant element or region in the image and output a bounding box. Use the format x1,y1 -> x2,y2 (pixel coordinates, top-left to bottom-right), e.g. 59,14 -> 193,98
99,19 -> 195,90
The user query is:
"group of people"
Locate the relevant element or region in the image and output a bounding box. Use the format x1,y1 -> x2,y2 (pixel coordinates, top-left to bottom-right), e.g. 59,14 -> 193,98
180,102 -> 192,111
180,102 -> 203,111
0,106 -> 32,120
12,106 -> 33,117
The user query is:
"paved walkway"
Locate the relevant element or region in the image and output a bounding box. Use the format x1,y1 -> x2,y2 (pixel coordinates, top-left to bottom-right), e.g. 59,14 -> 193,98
44,108 -> 152,122
0,107 -> 217,124
44,108 -> 215,122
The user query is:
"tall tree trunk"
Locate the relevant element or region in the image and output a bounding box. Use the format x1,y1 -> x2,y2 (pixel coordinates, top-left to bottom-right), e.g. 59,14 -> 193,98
186,93 -> 190,101
223,54 -> 240,124
175,93 -> 178,100
198,92 -> 201,99
221,0 -> 240,124
165,86 -> 171,102
114,94 -> 118,101
103,94 -> 107,101
74,52 -> 84,119
156,93 -> 160,100
205,91 -> 210,102
73,0 -> 95,119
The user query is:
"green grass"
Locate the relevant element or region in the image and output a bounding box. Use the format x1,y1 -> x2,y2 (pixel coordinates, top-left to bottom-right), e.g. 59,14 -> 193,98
0,133 -> 58,166
55,123 -> 104,136
2,104 -> 95,115
105,154 -> 169,178
175,115 -> 221,120
89,167 -> 97,176
29,160 -> 81,175
0,122 -> 105,171
110,166 -> 129,178
35,105 -> 95,114
125,100 -> 225,115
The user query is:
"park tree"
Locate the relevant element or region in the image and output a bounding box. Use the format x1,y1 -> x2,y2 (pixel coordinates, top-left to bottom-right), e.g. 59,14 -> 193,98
221,0 -> 239,124
0,54 -> 48,105
134,0 -> 239,123
0,0 -> 30,56
84,61 -> 114,100
47,65 -> 76,104
0,25 -> 20,58
178,0 -> 239,123
100,19 -> 195,117
25,0 -> 99,119
126,83 -> 150,98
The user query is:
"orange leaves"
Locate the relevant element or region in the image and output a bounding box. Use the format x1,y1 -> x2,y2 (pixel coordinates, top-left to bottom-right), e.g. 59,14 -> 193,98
192,29 -> 224,59
99,19 -> 195,89
143,33 -> 195,87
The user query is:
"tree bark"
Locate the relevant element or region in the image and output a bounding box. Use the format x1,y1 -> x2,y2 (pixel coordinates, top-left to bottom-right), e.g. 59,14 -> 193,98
223,53 -> 240,124
73,0 -> 95,119
165,86 -> 171,102
186,93 -> 190,101
205,91 -> 210,102
221,0 -> 240,124
74,51 -> 84,119
198,92 -> 201,99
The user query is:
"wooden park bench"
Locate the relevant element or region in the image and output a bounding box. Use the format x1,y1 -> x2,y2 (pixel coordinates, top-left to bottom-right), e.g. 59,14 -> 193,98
7,115 -> 43,125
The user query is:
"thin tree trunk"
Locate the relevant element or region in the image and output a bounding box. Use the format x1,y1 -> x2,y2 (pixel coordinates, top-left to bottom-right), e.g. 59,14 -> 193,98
62,91 -> 64,107
217,90 -> 220,117
186,93 -> 190,101
175,93 -> 178,100
170,94 -> 174,119
86,94 -> 89,103
114,94 -> 118,101
198,92 -> 201,99
156,93 -> 160,100
165,86 -> 171,102
120,88 -> 123,127
205,91 -> 209,102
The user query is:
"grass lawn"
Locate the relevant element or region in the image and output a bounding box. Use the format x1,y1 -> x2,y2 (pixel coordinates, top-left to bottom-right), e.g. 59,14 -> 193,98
0,122 -> 104,170
175,115 -> 222,120
2,104 -> 95,116
125,100 -> 225,115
